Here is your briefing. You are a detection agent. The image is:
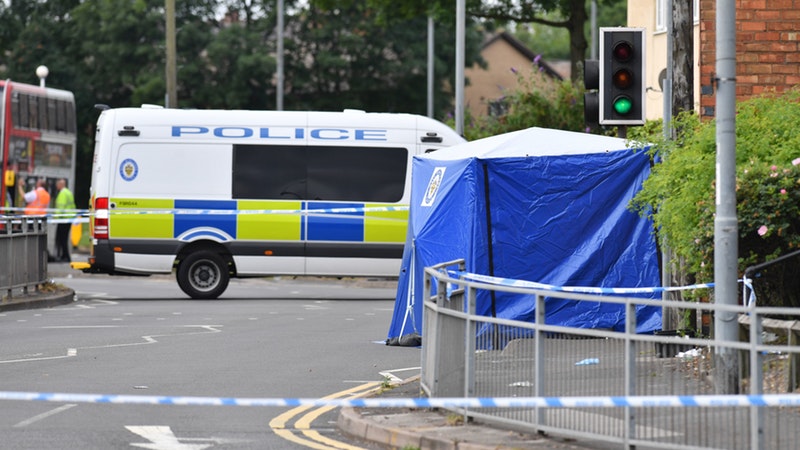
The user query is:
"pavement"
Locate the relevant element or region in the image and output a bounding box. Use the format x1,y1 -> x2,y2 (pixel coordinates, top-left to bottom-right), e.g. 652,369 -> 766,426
0,259 -> 78,312
339,377 -> 602,450
1,254 -> 600,450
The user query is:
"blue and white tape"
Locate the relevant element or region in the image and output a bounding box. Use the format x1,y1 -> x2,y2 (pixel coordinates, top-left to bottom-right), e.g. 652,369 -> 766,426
1,205 -> 408,217
0,391 -> 798,408
447,270 -> 715,295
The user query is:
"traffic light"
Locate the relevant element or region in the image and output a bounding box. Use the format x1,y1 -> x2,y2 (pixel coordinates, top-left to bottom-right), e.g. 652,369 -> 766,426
599,27 -> 645,126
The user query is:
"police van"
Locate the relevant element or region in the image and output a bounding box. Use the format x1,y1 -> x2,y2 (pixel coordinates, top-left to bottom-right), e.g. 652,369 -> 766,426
78,106 -> 464,299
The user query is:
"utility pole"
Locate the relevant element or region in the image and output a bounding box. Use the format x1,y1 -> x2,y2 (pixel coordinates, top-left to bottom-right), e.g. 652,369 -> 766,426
276,0 -> 284,110
427,16 -> 434,118
165,0 -> 177,108
455,0 -> 465,136
714,0 -> 739,395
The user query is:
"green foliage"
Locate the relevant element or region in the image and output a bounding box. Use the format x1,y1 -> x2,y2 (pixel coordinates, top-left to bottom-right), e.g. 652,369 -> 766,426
513,0 -> 627,60
513,22 -> 571,60
630,90 -> 800,306
286,1 -> 483,115
358,0 -> 627,82
458,73 -> 587,140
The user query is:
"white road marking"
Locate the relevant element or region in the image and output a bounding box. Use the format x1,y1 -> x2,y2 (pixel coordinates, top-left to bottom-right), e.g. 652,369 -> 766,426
126,426 -> 213,450
378,366 -> 421,384
0,326 -> 222,364
13,404 -> 77,427
302,304 -> 328,310
0,351 -> 76,364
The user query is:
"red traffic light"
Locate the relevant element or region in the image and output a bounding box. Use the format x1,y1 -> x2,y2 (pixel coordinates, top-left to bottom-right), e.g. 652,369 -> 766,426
612,41 -> 634,62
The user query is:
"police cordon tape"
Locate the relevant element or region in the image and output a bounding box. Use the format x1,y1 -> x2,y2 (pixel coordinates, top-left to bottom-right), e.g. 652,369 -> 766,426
439,269 -> 773,305
1,391 -> 800,409
440,270 -> 774,305
1,205 -> 410,224
445,270 -> 715,296
0,391 -> 800,408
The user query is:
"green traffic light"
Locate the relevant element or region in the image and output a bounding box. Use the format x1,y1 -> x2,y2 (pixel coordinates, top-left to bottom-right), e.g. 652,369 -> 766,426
613,96 -> 632,115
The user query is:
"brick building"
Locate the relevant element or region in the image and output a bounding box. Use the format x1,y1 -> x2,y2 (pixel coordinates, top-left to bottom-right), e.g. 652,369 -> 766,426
629,0 -> 799,120
698,0 -> 800,117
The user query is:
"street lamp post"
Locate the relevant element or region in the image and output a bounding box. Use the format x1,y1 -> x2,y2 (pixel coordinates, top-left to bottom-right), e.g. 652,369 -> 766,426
36,65 -> 49,88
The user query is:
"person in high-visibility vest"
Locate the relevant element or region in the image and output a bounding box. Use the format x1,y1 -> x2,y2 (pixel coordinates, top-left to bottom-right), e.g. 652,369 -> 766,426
3,166 -> 15,209
18,178 -> 51,215
54,178 -> 76,262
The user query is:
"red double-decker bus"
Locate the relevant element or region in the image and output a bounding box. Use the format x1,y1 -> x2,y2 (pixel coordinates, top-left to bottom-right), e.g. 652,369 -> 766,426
1,79 -> 77,212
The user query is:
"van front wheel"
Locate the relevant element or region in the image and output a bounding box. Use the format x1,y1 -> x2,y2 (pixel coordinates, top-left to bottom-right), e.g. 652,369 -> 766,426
177,251 -> 229,299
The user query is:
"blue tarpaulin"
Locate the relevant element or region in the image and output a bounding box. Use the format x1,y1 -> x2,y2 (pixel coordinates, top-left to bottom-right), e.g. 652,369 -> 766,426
387,127 -> 661,347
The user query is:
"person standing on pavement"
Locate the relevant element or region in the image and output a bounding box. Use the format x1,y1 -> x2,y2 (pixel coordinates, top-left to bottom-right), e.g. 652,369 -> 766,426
18,178 -> 51,215
54,178 -> 76,262
4,163 -> 15,210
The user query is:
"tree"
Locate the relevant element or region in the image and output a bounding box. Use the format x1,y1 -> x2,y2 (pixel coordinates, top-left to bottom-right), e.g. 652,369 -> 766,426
510,1 -> 626,62
284,0 -> 483,117
670,0 -> 694,116
356,0 -> 627,82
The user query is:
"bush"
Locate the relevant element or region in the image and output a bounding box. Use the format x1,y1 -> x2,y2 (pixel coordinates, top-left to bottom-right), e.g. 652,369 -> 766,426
457,71 -> 588,141
630,89 -> 800,306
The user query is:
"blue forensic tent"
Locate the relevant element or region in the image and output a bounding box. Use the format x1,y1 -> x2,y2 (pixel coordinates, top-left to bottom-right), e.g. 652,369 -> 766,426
386,127 -> 661,347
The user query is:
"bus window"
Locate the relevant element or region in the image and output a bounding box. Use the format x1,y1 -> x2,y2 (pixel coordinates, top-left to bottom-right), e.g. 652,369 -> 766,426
14,93 -> 28,128
57,100 -> 69,133
34,141 -> 72,168
47,98 -> 55,132
27,94 -> 38,130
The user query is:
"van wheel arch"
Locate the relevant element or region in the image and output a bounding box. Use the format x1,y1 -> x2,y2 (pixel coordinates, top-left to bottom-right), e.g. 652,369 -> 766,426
175,242 -> 235,299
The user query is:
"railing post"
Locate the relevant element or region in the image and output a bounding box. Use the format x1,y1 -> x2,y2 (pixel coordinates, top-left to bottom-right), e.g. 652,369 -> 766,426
790,329 -> 799,393
463,261 -> 475,400
624,301 -> 637,448
749,303 -> 764,450
22,217 -> 30,295
2,216 -> 10,299
462,283 -> 476,424
535,292 -> 545,429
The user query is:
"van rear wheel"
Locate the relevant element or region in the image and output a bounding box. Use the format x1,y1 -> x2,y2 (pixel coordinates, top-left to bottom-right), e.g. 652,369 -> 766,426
177,251 -> 229,299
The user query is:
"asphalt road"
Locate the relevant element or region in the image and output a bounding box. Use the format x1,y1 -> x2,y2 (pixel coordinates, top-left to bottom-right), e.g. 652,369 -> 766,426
0,273 -> 420,449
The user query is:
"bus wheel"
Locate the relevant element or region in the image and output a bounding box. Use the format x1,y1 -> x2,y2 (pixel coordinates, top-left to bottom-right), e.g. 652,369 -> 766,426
177,251 -> 229,299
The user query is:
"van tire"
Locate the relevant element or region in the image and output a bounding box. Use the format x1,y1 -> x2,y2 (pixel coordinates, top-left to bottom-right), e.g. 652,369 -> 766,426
177,251 -> 229,299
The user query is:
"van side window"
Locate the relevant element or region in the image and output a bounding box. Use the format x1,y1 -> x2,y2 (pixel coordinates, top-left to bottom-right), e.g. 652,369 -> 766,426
232,145 -> 408,202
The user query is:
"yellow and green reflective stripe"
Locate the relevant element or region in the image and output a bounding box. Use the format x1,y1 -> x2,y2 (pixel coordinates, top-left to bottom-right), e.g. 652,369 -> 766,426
364,203 -> 408,243
237,200 -> 302,240
109,198 -> 174,239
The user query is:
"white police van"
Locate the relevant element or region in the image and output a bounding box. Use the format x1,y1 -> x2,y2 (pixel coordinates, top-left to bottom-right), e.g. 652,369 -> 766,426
78,106 -> 465,299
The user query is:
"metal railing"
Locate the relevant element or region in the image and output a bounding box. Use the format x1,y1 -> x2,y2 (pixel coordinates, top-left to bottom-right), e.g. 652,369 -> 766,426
421,259 -> 800,450
1,216 -> 48,300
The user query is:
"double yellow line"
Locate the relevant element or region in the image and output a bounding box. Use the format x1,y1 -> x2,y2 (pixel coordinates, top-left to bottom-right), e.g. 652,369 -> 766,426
269,381 -> 382,450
